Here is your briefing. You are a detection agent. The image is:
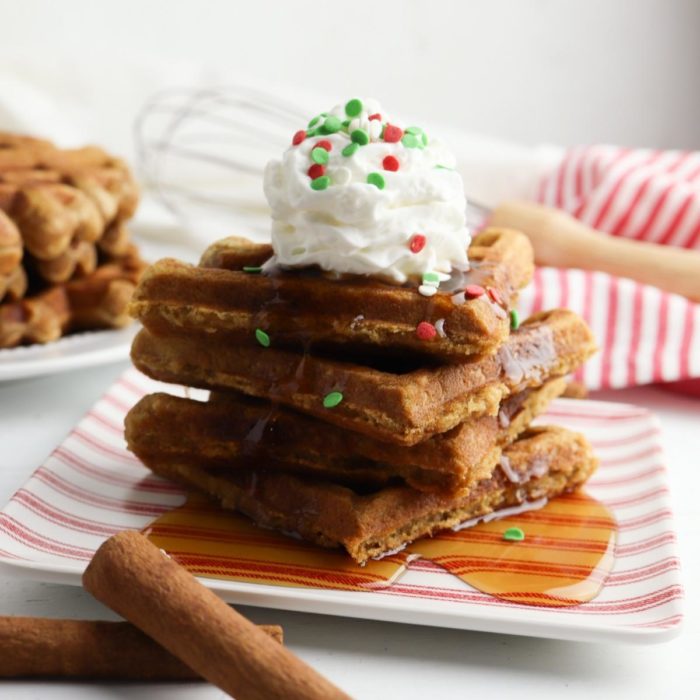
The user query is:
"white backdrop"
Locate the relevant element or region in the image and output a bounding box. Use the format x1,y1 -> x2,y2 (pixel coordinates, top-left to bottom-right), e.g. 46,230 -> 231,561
1,0 -> 699,154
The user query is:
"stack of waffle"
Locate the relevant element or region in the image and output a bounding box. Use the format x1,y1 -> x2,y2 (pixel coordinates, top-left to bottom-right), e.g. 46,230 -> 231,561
0,132 -> 145,348
126,228 -> 597,564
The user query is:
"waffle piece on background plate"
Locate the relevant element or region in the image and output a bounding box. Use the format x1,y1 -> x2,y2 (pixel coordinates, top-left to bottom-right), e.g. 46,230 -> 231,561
0,131 -> 144,348
131,309 -> 596,446
0,209 -> 25,304
135,426 -> 597,565
0,266 -> 28,304
0,243 -> 145,348
28,239 -> 97,284
126,378 -> 567,495
130,228 -> 533,361
0,132 -> 139,268
0,209 -> 22,276
97,221 -> 133,257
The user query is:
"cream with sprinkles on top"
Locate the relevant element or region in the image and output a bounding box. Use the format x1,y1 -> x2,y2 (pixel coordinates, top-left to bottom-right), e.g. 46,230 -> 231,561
263,98 -> 471,285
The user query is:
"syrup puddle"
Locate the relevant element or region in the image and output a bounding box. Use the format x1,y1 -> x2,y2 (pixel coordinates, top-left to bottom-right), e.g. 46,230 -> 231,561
144,491 -> 616,607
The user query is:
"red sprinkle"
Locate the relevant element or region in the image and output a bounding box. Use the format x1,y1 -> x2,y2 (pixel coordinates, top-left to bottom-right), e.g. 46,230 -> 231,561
292,130 -> 306,146
308,163 -> 326,180
416,321 -> 437,341
465,284 -> 485,299
316,139 -> 333,152
409,234 -> 426,254
383,124 -> 403,143
368,113 -> 382,121
383,155 -> 400,172
487,286 -> 504,305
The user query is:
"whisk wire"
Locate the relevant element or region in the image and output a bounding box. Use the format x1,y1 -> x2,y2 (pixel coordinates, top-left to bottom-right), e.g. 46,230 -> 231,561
133,86 -> 488,242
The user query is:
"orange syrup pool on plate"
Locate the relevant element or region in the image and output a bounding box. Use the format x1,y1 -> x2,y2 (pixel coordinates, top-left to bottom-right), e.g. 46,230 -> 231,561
143,491 -> 617,607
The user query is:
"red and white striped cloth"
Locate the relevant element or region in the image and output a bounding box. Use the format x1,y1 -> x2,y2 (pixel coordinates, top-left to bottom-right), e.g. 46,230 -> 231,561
518,145 -> 700,390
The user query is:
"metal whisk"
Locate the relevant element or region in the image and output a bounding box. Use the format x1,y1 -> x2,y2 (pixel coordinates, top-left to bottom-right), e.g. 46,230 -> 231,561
134,86 -> 488,244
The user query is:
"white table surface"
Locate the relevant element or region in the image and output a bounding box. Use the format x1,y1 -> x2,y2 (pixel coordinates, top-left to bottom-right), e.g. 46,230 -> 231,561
0,360 -> 698,699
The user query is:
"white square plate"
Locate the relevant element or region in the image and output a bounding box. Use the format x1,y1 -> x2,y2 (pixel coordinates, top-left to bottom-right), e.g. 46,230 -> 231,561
0,369 -> 684,644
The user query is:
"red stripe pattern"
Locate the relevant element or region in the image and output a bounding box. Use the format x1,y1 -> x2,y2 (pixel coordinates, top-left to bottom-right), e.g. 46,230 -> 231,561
518,268 -> 700,389
0,369 -> 684,642
525,144 -> 700,389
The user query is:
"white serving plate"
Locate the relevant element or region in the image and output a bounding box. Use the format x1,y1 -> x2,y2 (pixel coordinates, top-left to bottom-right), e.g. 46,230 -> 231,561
0,369 -> 684,644
0,326 -> 137,381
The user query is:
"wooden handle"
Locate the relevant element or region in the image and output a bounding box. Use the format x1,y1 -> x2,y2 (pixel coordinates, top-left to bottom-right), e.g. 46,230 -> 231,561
489,200 -> 700,302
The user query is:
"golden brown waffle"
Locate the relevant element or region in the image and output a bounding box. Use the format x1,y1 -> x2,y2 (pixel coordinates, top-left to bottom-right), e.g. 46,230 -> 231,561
126,378 -> 566,495
3,182 -> 103,261
0,133 -> 54,170
131,309 -> 596,446
0,209 -> 22,276
0,132 -> 139,264
0,132 -> 143,346
130,228 -> 534,360
30,239 -> 97,284
0,245 -> 146,349
25,222 -> 135,285
138,426 -> 597,564
0,265 -> 27,304
98,221 -> 132,257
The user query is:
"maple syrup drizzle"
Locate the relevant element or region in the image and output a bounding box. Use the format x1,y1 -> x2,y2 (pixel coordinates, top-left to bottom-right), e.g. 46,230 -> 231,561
144,491 -> 617,607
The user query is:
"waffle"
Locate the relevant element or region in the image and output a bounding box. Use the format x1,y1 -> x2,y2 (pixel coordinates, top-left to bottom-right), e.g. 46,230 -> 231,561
126,378 -> 566,495
29,239 -> 97,284
129,228 -> 534,360
131,308 -> 596,445
0,245 -> 146,348
3,181 -> 104,261
0,133 -> 54,170
0,209 -> 22,276
138,425 -> 597,564
0,265 -> 27,304
26,222 -> 135,285
0,132 -> 139,263
98,221 -> 133,257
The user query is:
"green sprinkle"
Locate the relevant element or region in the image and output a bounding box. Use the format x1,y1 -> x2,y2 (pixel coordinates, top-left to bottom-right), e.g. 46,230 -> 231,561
503,527 -> 525,542
242,266 -> 262,274
310,175 -> 330,190
510,309 -> 520,330
406,126 -> 423,135
351,129 -> 369,146
435,164 -> 453,170
322,115 -> 342,134
422,271 -> 440,285
402,133 -> 420,148
306,127 -> 321,138
342,118 -> 351,128
255,329 -> 270,347
311,147 -> 329,165
367,172 -> 385,189
308,115 -> 322,128
345,98 -> 363,117
342,142 -> 359,157
421,132 -> 429,147
323,391 -> 344,408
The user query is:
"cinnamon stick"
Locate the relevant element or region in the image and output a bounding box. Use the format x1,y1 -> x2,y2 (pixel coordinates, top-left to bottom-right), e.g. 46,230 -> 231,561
0,617 -> 282,679
83,531 -> 350,700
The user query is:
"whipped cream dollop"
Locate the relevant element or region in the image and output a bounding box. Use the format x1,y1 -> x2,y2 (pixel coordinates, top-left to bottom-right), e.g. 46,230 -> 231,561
263,98 -> 470,284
